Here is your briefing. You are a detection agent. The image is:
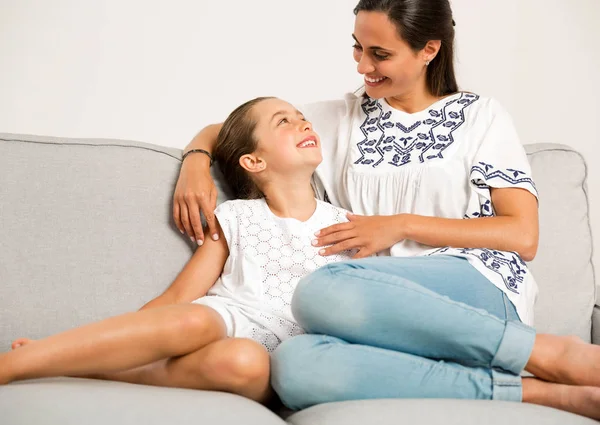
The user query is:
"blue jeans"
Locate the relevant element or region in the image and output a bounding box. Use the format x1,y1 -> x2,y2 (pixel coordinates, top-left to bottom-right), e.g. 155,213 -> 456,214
271,256 -> 536,410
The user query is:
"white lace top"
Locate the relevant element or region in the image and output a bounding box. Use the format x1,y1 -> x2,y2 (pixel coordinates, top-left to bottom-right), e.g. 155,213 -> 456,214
205,198 -> 354,343
303,92 -> 539,325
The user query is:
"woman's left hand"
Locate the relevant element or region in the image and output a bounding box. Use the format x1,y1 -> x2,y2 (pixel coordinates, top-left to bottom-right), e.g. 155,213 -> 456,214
313,213 -> 408,259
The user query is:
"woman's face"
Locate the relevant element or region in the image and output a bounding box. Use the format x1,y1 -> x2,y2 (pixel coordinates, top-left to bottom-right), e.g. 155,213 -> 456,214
247,98 -> 322,174
353,11 -> 431,100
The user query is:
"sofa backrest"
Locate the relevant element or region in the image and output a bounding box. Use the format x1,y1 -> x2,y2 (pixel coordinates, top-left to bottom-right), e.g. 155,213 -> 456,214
0,134 -> 595,350
0,133 -> 230,350
525,144 -> 596,340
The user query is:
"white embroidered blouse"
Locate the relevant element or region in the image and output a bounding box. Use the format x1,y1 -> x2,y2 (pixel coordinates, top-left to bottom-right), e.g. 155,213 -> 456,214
303,92 -> 539,325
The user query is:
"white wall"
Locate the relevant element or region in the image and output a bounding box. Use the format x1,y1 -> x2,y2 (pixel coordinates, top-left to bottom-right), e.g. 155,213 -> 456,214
1,0 -> 599,274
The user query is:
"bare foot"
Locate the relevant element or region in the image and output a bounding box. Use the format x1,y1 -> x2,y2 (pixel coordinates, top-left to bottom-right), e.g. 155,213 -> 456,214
523,377 -> 600,420
527,335 -> 600,387
0,339 -> 35,384
11,338 -> 34,350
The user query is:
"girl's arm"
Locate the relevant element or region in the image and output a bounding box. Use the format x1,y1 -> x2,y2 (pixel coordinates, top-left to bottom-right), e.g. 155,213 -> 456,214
140,225 -> 229,310
316,187 -> 539,261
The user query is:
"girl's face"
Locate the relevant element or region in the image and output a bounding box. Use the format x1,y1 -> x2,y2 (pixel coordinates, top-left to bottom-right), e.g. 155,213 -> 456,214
246,98 -> 322,175
353,11 -> 435,100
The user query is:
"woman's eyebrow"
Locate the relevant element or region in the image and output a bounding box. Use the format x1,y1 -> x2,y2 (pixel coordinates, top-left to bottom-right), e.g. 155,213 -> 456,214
352,34 -> 389,51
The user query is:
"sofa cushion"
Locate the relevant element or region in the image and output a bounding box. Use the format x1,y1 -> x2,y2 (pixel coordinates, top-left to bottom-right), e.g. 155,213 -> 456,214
525,144 -> 596,340
0,133 -> 230,350
286,399 -> 596,425
0,378 -> 285,425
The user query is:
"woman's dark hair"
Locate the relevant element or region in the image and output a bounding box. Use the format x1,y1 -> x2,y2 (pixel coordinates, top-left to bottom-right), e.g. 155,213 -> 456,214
354,0 -> 458,96
214,97 -> 274,200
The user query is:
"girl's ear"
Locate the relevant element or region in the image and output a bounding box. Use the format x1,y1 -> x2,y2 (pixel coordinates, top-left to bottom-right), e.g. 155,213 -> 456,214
239,154 -> 266,174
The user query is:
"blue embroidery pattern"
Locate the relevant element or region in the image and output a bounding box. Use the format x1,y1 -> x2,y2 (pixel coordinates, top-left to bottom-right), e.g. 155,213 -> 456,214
471,162 -> 538,192
429,247 -> 527,294
465,200 -> 494,219
355,93 -> 480,168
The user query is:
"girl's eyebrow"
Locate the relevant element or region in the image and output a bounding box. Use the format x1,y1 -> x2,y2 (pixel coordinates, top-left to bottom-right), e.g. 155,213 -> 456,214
270,110 -> 304,123
352,34 -> 390,52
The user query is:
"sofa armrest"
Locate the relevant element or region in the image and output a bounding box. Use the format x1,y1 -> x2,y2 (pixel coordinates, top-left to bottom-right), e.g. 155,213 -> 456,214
593,306 -> 600,345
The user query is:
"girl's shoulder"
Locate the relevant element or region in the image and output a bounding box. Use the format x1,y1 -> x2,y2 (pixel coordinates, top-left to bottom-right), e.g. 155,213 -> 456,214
215,198 -> 266,217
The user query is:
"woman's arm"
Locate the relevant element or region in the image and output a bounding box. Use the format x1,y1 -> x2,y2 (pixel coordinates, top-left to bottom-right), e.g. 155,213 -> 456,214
401,188 -> 539,260
183,123 -> 222,156
174,123 -> 223,244
316,187 -> 539,261
140,225 -> 229,310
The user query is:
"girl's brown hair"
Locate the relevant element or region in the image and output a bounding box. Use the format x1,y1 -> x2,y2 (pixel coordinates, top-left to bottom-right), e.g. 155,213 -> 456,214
214,97 -> 274,199
354,0 -> 458,97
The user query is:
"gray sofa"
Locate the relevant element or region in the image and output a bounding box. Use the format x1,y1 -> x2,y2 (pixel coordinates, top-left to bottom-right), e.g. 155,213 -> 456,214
0,132 -> 597,425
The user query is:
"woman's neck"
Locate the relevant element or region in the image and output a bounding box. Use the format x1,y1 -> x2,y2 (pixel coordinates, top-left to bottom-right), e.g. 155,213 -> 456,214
261,181 -> 317,222
385,82 -> 441,114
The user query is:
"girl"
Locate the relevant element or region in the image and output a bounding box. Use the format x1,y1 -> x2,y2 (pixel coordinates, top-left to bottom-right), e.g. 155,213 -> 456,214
0,96 -> 354,404
173,0 -> 600,420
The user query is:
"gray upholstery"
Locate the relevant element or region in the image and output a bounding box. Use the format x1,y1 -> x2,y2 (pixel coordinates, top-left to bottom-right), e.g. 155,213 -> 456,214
0,378 -> 286,425
0,133 -> 230,350
0,133 -> 596,424
525,144 -> 596,341
286,399 -> 597,425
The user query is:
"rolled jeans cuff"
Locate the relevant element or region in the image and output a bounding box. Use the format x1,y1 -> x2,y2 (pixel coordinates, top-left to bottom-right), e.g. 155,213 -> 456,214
491,320 -> 536,374
491,368 -> 522,402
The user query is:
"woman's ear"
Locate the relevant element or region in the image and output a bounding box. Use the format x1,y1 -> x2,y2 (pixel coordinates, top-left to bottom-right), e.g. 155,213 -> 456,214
422,40 -> 441,63
239,154 -> 266,174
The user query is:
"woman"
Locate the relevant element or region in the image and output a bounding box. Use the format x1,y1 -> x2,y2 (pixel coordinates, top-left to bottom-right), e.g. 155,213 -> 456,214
173,0 -> 600,419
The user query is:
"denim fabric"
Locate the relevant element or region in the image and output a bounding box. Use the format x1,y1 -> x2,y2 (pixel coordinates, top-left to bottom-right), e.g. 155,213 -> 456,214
271,256 -> 536,410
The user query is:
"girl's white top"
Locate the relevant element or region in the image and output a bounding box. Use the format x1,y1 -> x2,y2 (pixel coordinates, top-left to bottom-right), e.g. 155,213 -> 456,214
303,92 -> 539,325
205,198 -> 354,344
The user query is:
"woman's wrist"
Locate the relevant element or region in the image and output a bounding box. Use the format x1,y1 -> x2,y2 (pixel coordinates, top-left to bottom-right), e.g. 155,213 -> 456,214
394,213 -> 415,242
182,150 -> 212,169
183,149 -> 213,165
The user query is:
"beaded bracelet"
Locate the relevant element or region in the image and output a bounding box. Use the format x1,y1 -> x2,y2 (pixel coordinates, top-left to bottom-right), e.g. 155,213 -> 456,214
182,148 -> 214,166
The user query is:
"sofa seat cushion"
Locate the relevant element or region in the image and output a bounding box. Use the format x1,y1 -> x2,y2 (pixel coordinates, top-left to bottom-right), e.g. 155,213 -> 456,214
286,399 -> 596,425
0,378 -> 286,425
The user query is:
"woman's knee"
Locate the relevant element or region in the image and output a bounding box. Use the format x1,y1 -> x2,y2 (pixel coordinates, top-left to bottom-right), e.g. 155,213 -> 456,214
271,335 -> 330,410
292,262 -> 354,330
292,262 -> 370,334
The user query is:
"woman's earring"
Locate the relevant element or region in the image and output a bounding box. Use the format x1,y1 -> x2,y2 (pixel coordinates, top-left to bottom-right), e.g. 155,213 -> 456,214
425,60 -> 431,66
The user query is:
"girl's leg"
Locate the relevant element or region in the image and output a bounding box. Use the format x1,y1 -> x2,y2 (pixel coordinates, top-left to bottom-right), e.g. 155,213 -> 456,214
99,338 -> 273,403
271,335 -> 600,420
292,256 -> 600,386
0,304 -> 226,384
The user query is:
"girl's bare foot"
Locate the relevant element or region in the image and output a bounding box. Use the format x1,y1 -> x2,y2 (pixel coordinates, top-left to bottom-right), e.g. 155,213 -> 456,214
523,377 -> 600,420
12,338 -> 34,350
527,335 -> 600,387
0,339 -> 35,384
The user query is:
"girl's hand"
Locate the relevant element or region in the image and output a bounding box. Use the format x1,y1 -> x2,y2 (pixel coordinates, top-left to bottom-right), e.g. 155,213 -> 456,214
173,154 -> 219,245
313,213 -> 408,259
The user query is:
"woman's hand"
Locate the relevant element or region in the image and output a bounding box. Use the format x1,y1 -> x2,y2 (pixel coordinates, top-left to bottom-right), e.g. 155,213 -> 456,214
173,154 -> 219,245
314,213 -> 408,259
